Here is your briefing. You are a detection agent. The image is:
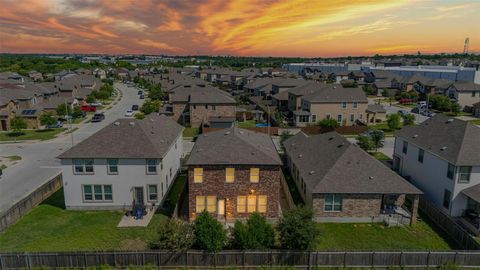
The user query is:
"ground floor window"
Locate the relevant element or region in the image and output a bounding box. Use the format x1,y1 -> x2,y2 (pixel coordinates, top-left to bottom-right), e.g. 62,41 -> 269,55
237,195 -> 267,213
148,185 -> 158,201
83,184 -> 112,202
324,194 -> 342,212
196,196 -> 217,213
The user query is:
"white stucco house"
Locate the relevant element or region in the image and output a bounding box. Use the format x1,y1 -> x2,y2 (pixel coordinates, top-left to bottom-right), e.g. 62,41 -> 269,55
393,115 -> 480,221
58,115 -> 184,210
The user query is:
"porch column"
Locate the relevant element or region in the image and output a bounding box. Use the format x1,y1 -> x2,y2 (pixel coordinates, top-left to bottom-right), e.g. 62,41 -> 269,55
410,194 -> 420,226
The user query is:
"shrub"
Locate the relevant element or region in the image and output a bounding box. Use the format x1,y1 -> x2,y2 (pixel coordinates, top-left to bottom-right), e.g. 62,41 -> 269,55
40,112 -> 57,127
278,207 -> 318,250
356,134 -> 374,152
451,102 -> 461,116
150,218 -> 194,251
10,117 -> 27,134
56,103 -> 72,116
86,95 -> 95,103
362,85 -> 377,95
231,213 -> 275,249
140,100 -> 160,115
317,118 -> 339,129
401,114 -> 415,126
194,211 -> 226,252
135,112 -> 145,119
387,113 -> 401,130
71,107 -> 84,119
429,94 -> 451,112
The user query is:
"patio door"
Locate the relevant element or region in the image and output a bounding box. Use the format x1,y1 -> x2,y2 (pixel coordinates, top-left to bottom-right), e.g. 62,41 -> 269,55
134,187 -> 144,205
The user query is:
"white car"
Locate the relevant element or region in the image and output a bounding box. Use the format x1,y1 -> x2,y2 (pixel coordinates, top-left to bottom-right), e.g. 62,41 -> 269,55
124,110 -> 134,117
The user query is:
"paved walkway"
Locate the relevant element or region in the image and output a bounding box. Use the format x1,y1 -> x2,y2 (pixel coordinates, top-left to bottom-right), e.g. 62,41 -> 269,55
117,207 -> 156,227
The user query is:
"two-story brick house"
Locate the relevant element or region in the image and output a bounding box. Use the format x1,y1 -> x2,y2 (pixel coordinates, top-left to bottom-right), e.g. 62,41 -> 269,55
58,115 -> 184,210
284,131 -> 422,225
186,128 -> 283,222
394,115 -> 480,219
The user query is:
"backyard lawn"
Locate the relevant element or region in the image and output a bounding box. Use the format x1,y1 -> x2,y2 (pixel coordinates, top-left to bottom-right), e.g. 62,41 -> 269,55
238,120 -> 256,128
183,127 -> 200,137
0,128 -> 66,141
370,152 -> 391,161
0,189 -> 168,252
315,216 -> 456,250
470,119 -> 480,125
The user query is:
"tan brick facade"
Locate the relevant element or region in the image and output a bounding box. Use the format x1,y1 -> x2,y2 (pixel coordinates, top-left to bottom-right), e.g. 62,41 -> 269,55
188,165 -> 281,221
189,104 -> 235,128
305,101 -> 368,126
172,103 -> 188,124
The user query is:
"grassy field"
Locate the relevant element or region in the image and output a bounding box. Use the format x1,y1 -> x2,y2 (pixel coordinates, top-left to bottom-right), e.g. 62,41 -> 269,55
238,120 -> 256,128
0,128 -> 66,141
183,127 -> 200,138
315,216 -> 456,250
0,189 -> 168,252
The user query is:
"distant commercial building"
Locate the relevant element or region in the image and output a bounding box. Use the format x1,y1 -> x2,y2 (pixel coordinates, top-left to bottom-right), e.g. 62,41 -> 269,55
282,62 -> 374,75
363,65 -> 478,83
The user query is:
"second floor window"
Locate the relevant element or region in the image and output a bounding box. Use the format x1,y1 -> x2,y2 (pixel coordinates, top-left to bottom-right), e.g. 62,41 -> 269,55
146,159 -> 157,174
194,168 -> 203,183
73,159 -> 94,174
353,102 -> 358,108
402,141 -> 408,154
226,168 -> 235,183
418,149 -> 424,163
107,159 -> 118,174
250,168 -> 260,183
341,102 -> 347,108
458,166 -> 472,183
447,163 -> 455,179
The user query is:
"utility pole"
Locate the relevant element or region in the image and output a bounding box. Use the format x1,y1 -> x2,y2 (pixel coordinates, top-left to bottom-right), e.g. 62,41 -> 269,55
463,38 -> 470,54
65,99 -> 74,147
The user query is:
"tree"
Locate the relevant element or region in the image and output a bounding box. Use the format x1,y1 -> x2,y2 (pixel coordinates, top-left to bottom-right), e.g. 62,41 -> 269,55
56,103 -> 72,116
317,118 -> 339,130
356,134 -> 374,152
10,117 -> 27,135
135,112 -> 145,119
194,212 -> 227,252
451,102 -> 461,116
230,213 -> 275,250
40,112 -> 57,128
140,100 -> 160,115
369,130 -> 385,152
429,94 -> 451,112
86,95 -> 95,104
93,90 -> 110,100
150,218 -> 194,251
148,84 -> 164,100
401,114 -> 415,126
362,85 -> 377,96
387,113 -> 402,130
278,206 -> 318,250
71,107 -> 84,119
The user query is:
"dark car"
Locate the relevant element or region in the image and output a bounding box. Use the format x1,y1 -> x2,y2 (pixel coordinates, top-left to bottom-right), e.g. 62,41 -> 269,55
137,90 -> 143,95
139,94 -> 145,99
132,105 -> 139,111
91,113 -> 105,122
46,121 -> 64,129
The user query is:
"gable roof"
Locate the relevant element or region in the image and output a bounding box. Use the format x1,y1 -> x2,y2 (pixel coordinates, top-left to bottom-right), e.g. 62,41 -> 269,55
283,132 -> 421,195
170,85 -> 235,104
58,115 -> 183,159
451,81 -> 480,92
186,128 -> 282,166
302,86 -> 367,103
395,114 -> 480,165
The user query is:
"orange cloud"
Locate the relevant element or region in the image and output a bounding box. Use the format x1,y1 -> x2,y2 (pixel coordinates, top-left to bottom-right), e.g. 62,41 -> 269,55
136,39 -> 182,53
92,25 -> 118,38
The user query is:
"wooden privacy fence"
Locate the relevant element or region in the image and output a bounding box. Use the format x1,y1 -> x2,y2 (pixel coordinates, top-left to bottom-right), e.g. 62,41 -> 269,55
1,251 -> 479,269
0,173 -> 62,233
419,197 -> 480,250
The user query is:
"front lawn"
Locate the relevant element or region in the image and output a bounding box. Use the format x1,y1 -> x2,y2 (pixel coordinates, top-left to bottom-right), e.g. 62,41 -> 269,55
238,120 -> 257,128
0,189 -> 168,252
0,128 -> 66,141
470,119 -> 480,125
315,216 -> 456,250
183,127 -> 200,138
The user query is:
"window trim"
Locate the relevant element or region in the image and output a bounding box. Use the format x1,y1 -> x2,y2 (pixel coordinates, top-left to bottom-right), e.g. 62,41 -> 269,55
226,167 -> 235,183
146,159 -> 157,175
353,102 -> 358,109
107,159 -> 119,175
147,184 -> 158,202
341,102 -> 347,108
458,166 -> 472,183
82,184 -> 113,202
250,168 -> 260,183
73,159 -> 95,175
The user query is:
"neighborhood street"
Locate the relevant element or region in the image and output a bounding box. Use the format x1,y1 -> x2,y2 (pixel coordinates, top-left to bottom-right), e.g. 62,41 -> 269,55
0,83 -> 143,214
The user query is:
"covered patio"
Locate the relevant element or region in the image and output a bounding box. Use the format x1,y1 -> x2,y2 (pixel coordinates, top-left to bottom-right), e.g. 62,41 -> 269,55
458,184 -> 480,235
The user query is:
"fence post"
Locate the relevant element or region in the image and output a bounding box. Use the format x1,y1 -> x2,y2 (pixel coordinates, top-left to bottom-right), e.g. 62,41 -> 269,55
24,253 -> 30,269
157,252 -> 161,270
343,252 -> 347,269
308,251 -> 311,270
371,252 -> 375,269
113,251 -> 116,269
214,252 -> 217,270
242,251 -> 245,270
453,251 -> 458,265
399,251 -> 403,268
84,252 -> 88,268
427,251 -> 431,269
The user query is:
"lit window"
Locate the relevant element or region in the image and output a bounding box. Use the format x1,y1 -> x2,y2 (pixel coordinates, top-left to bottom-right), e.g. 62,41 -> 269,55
207,196 -> 217,213
250,168 -> 260,183
237,196 -> 246,213
258,195 -> 267,213
226,168 -> 235,183
194,168 -> 203,183
196,196 -> 205,213
247,195 -> 257,213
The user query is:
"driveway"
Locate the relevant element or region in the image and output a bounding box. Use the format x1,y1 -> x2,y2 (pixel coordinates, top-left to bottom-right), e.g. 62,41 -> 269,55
0,82 -> 144,214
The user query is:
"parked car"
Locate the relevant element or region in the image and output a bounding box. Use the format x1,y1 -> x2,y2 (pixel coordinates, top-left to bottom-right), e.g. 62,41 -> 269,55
139,94 -> 145,99
399,98 -> 414,104
89,102 -> 103,107
125,110 -> 134,117
398,110 -> 407,115
132,105 -> 139,111
46,121 -> 64,129
81,105 -> 97,112
137,90 -> 143,95
91,113 -> 105,122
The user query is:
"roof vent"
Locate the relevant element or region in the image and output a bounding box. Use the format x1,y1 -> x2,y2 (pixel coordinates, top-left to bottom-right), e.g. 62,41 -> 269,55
328,136 -> 334,141
114,122 -> 120,126
298,154 -> 303,158
369,176 -> 374,180
309,171 -> 315,175
412,134 -> 418,138
446,119 -> 454,123
337,143 -> 345,148
440,146 -> 447,151
129,122 -> 135,126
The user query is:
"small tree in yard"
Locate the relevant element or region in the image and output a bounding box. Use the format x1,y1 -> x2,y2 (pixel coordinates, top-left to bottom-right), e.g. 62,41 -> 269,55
151,218 -> 194,251
56,103 -> 71,116
369,129 -> 385,152
194,211 -> 227,252
230,213 -> 275,249
10,117 -> 27,135
451,102 -> 461,116
356,134 -> 374,152
40,112 -> 57,128
317,118 -> 339,130
141,100 -> 160,115
401,114 -> 415,126
278,206 -> 318,250
387,113 -> 402,130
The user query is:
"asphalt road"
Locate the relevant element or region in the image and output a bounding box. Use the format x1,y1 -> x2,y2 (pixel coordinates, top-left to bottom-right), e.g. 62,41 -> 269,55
0,82 -> 144,214
368,98 -> 429,124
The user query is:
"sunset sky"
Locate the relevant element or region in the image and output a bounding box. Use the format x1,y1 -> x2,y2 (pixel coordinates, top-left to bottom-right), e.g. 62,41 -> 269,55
0,0 -> 479,57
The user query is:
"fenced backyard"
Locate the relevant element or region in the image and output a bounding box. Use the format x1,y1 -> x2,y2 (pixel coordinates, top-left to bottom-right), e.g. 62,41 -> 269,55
0,250 -> 479,269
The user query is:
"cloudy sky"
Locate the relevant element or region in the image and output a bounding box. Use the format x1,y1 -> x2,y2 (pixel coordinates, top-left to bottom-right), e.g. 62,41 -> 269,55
0,0 -> 479,57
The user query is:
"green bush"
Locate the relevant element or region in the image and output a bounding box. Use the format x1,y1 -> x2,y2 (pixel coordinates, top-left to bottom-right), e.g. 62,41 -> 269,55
71,107 -> 84,119
150,218 -> 194,251
194,212 -> 226,252
140,100 -> 161,115
356,134 -> 374,152
56,103 -> 72,116
10,117 -> 27,134
401,114 -> 415,126
278,207 -> 318,250
317,118 -> 339,129
40,112 -> 57,127
230,213 -> 275,249
135,112 -> 145,119
387,113 -> 401,130
429,94 -> 451,112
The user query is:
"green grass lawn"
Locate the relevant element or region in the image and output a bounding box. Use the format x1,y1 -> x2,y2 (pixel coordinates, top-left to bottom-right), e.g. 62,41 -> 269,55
470,119 -> 480,125
315,215 -> 456,250
0,189 -> 168,252
370,152 -> 391,161
0,128 -> 66,141
238,120 -> 257,128
159,174 -> 187,216
183,127 -> 200,137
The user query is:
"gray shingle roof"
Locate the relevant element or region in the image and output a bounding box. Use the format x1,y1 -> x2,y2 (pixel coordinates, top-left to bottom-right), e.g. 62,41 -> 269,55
451,81 -> 480,92
170,85 -> 235,104
302,86 -> 367,103
462,184 -> 480,203
283,132 -> 421,195
395,114 -> 480,165
58,115 -> 183,159
186,128 -> 282,166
